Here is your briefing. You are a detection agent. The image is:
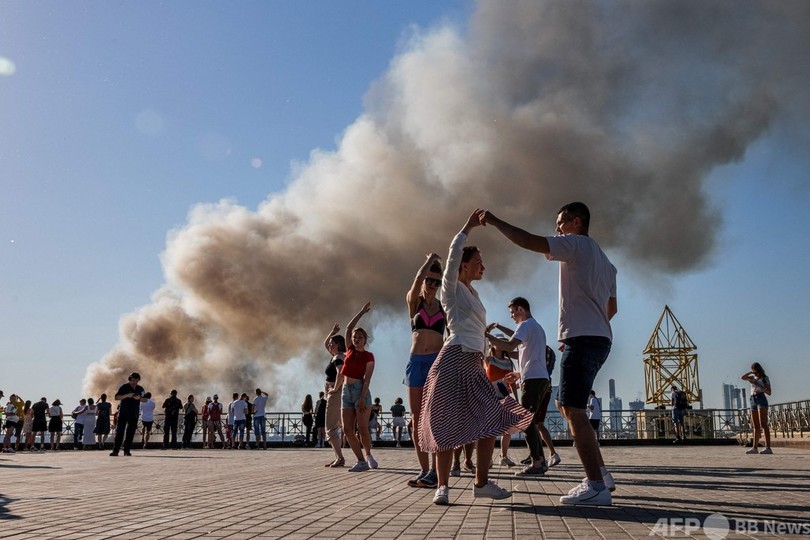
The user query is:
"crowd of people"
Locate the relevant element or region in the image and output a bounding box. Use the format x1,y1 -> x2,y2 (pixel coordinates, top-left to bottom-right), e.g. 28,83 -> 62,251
2,202 -> 774,509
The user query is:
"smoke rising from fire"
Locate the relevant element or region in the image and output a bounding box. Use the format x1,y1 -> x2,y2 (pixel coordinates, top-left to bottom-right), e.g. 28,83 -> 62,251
83,0 -> 810,402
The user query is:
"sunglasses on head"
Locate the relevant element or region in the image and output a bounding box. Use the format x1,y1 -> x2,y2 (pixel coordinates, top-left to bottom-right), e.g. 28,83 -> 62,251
425,278 -> 442,287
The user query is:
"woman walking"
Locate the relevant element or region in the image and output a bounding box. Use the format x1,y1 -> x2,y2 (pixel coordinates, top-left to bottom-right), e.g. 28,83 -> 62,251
419,210 -> 532,505
323,326 -> 347,467
741,362 -> 772,454
333,302 -> 378,472
405,253 -> 446,488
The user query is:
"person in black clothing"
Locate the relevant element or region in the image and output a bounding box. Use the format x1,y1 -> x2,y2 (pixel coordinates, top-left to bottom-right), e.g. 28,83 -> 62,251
241,393 -> 253,450
111,373 -> 146,456
31,397 -> 49,450
314,391 -> 327,448
182,395 -> 198,449
162,389 -> 183,450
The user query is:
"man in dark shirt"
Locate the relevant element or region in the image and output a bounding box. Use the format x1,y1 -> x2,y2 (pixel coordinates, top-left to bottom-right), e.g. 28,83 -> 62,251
111,372 -> 146,456
31,397 -> 49,450
162,389 -> 183,450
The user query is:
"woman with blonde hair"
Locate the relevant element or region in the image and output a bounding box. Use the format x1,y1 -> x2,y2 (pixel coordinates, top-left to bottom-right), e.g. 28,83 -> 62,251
332,302 -> 378,472
741,362 -> 772,454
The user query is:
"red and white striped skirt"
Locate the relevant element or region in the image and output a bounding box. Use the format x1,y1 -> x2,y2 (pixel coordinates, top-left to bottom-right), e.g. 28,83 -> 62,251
418,345 -> 533,453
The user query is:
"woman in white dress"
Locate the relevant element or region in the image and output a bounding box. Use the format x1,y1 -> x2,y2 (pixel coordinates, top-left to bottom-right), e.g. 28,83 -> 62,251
82,398 -> 97,448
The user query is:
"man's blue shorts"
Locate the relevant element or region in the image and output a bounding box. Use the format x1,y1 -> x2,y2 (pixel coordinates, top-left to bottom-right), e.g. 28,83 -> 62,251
558,336 -> 611,409
672,408 -> 685,425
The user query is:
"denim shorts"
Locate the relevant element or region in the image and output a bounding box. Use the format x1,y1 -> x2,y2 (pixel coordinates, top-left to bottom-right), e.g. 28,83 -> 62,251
750,393 -> 768,410
342,380 -> 372,409
558,335 -> 611,409
672,408 -> 685,425
405,352 -> 439,387
233,419 -> 246,436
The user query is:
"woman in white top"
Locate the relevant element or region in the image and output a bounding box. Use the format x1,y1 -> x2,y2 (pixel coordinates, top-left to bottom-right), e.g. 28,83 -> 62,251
419,210 -> 532,505
82,398 -> 97,448
48,399 -> 64,450
741,362 -> 772,454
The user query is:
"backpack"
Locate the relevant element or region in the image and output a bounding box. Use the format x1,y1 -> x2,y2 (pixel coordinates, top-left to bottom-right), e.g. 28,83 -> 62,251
674,390 -> 688,409
545,346 -> 557,377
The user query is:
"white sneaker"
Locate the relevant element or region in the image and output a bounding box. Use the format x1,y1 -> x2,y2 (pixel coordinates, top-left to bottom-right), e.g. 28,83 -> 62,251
433,486 -> 449,505
760,448 -> 773,454
745,447 -> 759,454
548,453 -> 561,467
576,472 -> 615,493
366,454 -> 378,469
348,460 -> 370,472
499,455 -> 516,467
560,483 -> 611,506
472,481 -> 512,500
603,471 -> 615,492
568,478 -> 590,495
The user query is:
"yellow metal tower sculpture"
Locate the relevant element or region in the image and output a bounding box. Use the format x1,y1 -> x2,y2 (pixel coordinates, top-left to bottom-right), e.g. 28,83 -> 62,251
643,305 -> 700,406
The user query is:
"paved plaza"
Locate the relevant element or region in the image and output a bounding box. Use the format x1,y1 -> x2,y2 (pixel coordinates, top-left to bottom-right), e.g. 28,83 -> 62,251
1,444 -> 808,539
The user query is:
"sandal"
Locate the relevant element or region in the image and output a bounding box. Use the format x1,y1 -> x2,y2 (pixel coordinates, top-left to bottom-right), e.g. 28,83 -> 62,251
329,458 -> 345,468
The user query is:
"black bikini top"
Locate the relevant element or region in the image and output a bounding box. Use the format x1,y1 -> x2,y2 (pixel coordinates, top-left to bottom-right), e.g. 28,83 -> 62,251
411,300 -> 446,335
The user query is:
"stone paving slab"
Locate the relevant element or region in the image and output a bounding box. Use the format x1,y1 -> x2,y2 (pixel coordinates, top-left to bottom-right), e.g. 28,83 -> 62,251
0,445 -> 808,539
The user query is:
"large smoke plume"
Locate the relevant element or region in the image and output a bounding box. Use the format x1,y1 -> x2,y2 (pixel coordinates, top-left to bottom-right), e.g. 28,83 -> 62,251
84,0 -> 810,404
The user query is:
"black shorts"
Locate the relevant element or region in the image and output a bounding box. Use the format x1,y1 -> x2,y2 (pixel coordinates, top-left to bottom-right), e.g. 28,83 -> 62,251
142,420 -> 154,432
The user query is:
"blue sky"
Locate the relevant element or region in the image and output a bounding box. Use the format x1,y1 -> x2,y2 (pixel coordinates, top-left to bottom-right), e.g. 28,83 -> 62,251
1,2 -> 808,412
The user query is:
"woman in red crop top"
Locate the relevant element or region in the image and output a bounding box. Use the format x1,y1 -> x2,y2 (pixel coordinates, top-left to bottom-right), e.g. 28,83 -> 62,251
332,302 -> 379,472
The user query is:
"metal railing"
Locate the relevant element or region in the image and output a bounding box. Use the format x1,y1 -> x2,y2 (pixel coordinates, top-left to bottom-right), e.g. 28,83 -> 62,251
11,405 -> 802,446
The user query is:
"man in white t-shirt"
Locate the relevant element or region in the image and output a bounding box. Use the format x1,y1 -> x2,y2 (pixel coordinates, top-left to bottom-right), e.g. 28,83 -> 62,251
485,296 -> 550,476
231,393 -> 248,449
140,393 -> 156,449
71,399 -> 88,450
482,202 -> 617,506
587,391 -> 602,434
253,389 -> 269,450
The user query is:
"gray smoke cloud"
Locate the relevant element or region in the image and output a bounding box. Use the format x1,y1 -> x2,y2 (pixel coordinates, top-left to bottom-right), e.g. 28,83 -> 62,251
83,0 -> 810,402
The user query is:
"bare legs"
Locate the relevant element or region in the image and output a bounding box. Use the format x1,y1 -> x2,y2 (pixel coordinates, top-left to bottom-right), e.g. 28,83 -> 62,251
474,437 -> 495,487
537,421 -> 556,456
562,405 -> 605,481
751,407 -> 771,450
342,407 -> 373,462
408,386 -> 434,472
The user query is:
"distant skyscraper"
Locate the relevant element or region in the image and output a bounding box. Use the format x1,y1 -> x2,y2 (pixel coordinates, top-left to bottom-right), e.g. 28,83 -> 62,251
609,396 -> 623,432
609,379 -> 616,399
628,399 -> 645,411
722,383 -> 737,410
627,399 -> 645,433
722,383 -> 745,426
